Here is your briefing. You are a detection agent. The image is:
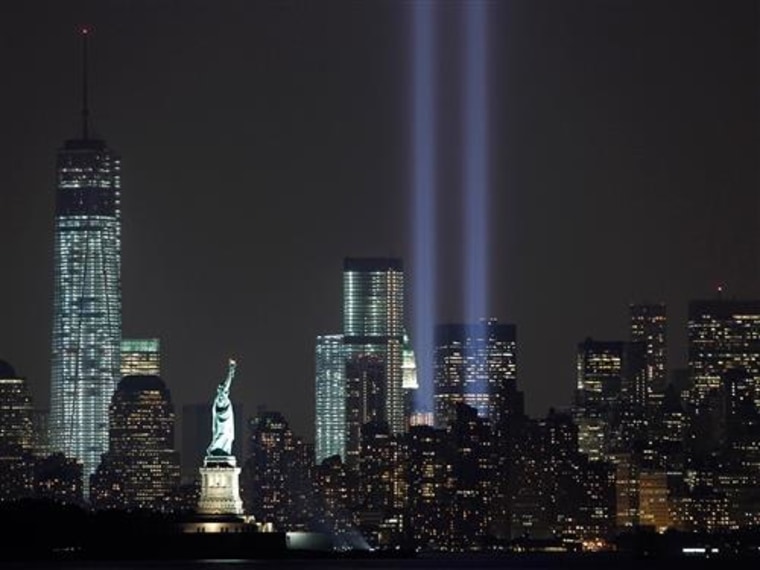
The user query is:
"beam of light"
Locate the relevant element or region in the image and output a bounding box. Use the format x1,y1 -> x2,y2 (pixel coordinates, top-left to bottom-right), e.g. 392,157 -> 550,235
411,0 -> 436,415
463,0 -> 489,401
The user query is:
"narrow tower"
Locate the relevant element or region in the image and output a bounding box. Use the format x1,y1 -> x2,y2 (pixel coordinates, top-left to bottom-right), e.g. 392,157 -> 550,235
49,28 -> 122,497
315,334 -> 345,464
343,257 -> 405,469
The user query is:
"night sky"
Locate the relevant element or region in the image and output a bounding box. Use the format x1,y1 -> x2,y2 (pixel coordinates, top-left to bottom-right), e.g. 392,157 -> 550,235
1,0 -> 758,442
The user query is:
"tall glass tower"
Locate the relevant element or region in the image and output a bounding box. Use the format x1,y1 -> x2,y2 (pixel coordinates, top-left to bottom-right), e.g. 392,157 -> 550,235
343,258 -> 404,468
49,29 -> 121,496
315,334 -> 345,464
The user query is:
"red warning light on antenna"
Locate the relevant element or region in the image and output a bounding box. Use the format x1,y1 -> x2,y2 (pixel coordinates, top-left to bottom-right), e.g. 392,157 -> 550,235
80,26 -> 90,36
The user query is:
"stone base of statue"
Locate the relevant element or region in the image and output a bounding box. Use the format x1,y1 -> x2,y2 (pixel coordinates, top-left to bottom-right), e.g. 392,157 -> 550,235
197,455 -> 244,516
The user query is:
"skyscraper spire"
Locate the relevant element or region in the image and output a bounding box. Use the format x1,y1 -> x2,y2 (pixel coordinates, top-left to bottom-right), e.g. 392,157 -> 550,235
81,26 -> 90,140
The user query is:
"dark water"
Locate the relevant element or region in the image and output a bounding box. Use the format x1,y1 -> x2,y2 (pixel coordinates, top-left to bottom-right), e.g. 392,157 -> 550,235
4,554 -> 742,570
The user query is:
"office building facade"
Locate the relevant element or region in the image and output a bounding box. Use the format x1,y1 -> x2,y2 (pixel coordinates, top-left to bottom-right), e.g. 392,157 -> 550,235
433,318 -> 517,429
688,299 -> 760,409
0,361 -> 34,451
574,339 -> 624,462
630,303 -> 667,393
90,375 -> 180,511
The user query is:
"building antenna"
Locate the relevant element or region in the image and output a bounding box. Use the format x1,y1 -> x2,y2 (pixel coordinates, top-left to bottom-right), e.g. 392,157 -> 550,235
81,26 -> 90,140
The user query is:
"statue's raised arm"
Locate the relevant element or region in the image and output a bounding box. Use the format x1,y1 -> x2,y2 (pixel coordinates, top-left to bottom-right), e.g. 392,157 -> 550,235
222,358 -> 237,392
206,358 -> 237,457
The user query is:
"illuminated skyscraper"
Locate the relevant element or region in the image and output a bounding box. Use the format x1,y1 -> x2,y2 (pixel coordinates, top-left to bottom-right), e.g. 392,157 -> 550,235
573,338 -> 647,457
343,258 -> 405,467
433,318 -> 517,429
90,375 -> 180,511
121,338 -> 161,377
243,410 -> 313,530
630,303 -> 667,393
358,421 -> 407,546
687,299 -> 760,409
315,334 -> 345,464
401,331 -> 422,426
0,361 -> 35,502
447,403 -> 496,549
574,339 -> 624,462
49,30 -> 122,495
0,361 -> 34,452
406,425 -> 453,547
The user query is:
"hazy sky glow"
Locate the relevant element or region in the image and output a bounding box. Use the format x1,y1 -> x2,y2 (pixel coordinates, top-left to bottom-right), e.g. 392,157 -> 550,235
1,1 -> 758,441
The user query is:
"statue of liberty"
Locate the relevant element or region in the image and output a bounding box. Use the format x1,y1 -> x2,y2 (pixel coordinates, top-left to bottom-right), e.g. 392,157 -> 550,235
207,358 -> 237,457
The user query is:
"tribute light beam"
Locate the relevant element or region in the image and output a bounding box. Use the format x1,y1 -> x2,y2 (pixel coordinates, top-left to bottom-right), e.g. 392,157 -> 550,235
411,0 -> 437,416
463,0 -> 490,407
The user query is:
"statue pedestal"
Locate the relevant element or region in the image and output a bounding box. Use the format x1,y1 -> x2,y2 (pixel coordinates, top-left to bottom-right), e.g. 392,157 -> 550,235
197,455 -> 244,516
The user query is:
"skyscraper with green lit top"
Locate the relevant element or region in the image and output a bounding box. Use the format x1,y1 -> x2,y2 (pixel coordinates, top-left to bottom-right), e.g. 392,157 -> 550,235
121,338 -> 161,377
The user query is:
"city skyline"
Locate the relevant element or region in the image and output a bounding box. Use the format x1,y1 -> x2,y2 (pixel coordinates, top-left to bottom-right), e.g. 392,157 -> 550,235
2,0 -> 759,442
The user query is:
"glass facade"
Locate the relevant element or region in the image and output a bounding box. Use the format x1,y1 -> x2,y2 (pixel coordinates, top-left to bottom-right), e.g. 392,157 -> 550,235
50,138 -> 122,497
315,334 -> 345,464
433,318 -> 517,429
121,338 -> 161,377
343,258 -> 405,467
